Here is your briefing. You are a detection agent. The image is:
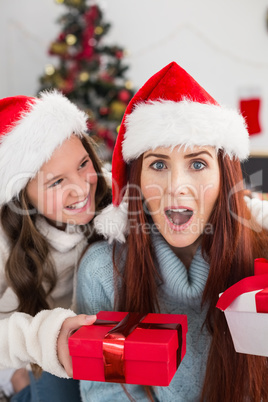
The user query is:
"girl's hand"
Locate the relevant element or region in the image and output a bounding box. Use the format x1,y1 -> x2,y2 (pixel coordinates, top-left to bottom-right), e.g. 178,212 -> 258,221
57,314 -> 96,377
11,368 -> 30,393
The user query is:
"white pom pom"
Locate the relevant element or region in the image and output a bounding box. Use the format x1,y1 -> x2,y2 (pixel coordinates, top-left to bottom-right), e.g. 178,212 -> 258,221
244,196 -> 268,230
94,202 -> 128,243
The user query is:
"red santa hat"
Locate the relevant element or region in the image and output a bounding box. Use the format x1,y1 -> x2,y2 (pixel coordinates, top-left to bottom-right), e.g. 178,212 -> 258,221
0,90 -> 88,205
94,61 -> 249,243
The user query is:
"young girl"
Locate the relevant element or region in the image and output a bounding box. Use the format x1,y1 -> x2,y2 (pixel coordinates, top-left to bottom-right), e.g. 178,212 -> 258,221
77,62 -> 268,401
0,91 -> 110,401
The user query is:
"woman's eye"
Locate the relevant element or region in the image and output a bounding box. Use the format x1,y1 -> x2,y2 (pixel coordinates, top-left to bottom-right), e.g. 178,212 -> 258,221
151,161 -> 166,170
49,178 -> 63,188
80,159 -> 89,169
192,161 -> 205,170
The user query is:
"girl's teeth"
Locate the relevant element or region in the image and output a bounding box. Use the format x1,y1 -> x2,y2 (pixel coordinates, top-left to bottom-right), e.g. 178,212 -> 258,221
67,197 -> 88,210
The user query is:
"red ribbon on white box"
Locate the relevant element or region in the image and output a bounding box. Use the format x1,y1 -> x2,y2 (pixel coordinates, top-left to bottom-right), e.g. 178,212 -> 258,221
216,258 -> 268,313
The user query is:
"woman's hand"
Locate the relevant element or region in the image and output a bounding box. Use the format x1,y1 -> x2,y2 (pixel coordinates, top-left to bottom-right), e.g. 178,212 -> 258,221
57,314 -> 96,377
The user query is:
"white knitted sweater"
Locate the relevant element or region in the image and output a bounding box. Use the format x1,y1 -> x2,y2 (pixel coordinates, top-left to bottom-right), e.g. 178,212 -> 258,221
0,216 -> 87,379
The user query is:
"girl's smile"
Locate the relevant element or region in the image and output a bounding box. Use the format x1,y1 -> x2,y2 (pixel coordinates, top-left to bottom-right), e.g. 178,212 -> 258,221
65,195 -> 90,211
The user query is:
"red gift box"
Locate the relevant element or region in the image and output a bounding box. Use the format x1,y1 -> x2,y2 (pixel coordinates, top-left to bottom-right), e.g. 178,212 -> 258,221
68,311 -> 187,386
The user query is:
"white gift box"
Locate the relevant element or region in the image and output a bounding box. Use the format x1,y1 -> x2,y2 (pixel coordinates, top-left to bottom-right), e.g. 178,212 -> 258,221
221,290 -> 268,356
217,264 -> 268,357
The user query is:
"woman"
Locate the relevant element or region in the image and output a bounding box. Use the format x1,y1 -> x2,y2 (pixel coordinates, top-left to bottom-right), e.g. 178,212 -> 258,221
77,62 -> 268,401
0,91 -> 110,401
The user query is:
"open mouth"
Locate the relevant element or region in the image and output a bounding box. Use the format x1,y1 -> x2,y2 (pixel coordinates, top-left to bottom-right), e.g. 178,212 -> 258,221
66,196 -> 89,210
165,208 -> 194,226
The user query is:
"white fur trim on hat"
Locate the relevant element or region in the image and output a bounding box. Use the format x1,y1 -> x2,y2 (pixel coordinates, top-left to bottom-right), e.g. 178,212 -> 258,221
94,202 -> 129,243
0,90 -> 88,205
122,100 -> 249,162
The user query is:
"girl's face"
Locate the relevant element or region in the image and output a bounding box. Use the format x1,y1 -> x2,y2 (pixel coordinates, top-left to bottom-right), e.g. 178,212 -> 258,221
140,145 -> 220,252
26,135 -> 98,226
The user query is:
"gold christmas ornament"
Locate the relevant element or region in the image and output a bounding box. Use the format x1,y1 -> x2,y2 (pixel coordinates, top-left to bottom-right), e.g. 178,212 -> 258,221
45,64 -> 55,76
55,77 -> 66,90
125,80 -> 134,90
109,101 -> 126,120
50,41 -> 68,55
66,34 -> 77,46
94,26 -> 104,35
79,71 -> 90,82
55,0 -> 64,4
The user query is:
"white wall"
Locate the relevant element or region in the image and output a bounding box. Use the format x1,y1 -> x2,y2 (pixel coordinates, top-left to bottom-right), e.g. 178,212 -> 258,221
1,0 -> 268,152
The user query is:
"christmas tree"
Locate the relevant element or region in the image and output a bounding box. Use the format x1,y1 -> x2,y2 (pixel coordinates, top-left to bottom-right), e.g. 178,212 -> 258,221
38,0 -> 135,162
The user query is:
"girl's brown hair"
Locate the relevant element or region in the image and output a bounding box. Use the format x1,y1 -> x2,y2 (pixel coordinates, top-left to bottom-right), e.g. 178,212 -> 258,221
114,151 -> 268,401
1,134 -> 111,316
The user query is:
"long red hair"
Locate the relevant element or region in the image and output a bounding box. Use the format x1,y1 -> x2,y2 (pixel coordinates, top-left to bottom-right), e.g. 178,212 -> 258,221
113,150 -> 268,401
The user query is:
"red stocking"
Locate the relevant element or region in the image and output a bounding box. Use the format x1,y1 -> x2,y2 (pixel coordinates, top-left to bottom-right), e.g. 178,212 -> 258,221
239,98 -> 262,136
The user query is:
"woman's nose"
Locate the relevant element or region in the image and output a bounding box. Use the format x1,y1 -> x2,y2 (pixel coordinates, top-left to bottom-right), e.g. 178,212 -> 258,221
167,169 -> 191,196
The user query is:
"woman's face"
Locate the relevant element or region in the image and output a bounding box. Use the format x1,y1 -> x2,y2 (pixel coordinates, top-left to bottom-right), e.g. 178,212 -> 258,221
26,135 -> 98,226
140,145 -> 220,251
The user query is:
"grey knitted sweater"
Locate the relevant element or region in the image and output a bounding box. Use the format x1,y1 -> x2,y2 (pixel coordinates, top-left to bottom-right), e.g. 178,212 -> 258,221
77,233 -> 211,401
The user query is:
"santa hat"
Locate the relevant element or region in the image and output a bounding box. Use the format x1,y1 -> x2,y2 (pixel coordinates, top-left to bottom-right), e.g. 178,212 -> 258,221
0,90 -> 88,205
94,61 -> 249,243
